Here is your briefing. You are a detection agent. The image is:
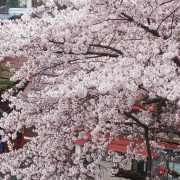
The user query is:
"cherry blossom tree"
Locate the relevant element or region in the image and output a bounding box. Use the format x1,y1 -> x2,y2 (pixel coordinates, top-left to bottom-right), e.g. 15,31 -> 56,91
0,0 -> 180,179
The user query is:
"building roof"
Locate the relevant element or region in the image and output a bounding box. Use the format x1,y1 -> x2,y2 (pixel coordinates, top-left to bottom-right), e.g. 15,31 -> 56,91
75,133 -> 179,158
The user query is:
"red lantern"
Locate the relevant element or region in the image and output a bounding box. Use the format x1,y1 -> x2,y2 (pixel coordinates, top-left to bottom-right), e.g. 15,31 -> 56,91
157,166 -> 167,176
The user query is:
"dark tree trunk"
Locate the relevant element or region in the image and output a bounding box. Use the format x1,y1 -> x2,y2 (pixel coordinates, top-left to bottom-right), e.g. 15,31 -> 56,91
145,128 -> 152,178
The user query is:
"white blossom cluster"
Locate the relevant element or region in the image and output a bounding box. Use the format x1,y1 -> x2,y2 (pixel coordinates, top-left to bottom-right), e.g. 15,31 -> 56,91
0,0 -> 179,179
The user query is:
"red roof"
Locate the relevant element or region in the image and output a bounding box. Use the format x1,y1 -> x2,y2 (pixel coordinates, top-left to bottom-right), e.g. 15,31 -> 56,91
75,135 -> 179,158
108,137 -> 157,157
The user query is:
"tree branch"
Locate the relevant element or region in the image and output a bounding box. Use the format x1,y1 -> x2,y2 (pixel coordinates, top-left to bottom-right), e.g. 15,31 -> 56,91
120,12 -> 161,37
90,44 -> 123,57
156,6 -> 180,31
160,0 -> 175,6
124,111 -> 152,177
55,50 -> 119,58
164,14 -> 175,40
144,128 -> 152,177
124,111 -> 147,129
172,56 -> 180,67
50,39 -> 123,57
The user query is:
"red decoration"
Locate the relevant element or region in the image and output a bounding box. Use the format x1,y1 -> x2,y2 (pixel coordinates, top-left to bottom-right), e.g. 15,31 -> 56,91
157,167 -> 167,176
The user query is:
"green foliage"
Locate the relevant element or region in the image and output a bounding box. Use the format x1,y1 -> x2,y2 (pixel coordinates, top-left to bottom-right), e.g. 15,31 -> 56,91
37,0 -> 44,6
0,63 -> 12,78
8,0 -> 20,8
58,4 -> 67,10
0,0 -> 20,8
0,62 -> 14,94
0,0 -> 6,6
0,79 -> 14,94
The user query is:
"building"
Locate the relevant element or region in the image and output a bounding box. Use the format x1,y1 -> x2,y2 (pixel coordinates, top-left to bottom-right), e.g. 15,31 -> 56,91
0,0 -> 37,19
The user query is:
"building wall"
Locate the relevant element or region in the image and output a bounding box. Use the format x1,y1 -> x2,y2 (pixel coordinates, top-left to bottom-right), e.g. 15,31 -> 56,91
0,0 -> 33,19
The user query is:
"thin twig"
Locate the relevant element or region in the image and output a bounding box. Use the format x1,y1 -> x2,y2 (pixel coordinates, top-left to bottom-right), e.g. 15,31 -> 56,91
120,12 -> 161,37
156,6 -> 180,31
160,0 -> 175,6
164,14 -> 175,40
